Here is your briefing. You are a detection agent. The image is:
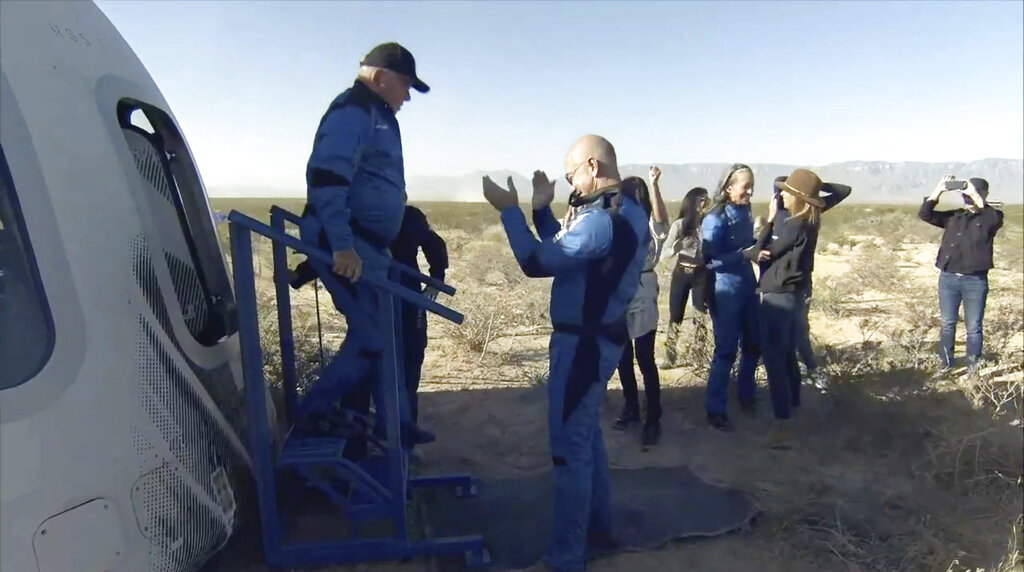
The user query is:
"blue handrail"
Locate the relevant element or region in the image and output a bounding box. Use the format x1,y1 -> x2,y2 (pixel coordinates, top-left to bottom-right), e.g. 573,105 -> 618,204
268,205 -> 455,297
226,210 -> 464,324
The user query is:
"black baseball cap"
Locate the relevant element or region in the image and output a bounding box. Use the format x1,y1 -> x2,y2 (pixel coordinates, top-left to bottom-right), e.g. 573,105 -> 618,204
360,42 -> 430,93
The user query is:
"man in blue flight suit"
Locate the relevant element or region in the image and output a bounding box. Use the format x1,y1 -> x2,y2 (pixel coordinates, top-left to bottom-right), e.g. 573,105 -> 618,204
702,163 -> 762,433
483,135 -> 649,572
295,42 -> 432,449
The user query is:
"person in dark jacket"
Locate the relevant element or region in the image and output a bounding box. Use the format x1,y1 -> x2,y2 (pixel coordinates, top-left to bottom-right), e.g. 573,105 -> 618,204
389,191 -> 448,433
918,175 -> 1004,371
752,169 -> 851,448
294,42 -> 432,449
767,175 -> 851,389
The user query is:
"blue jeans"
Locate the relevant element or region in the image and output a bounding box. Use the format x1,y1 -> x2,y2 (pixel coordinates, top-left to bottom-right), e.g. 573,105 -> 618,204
544,333 -> 619,572
938,271 -> 989,368
759,293 -> 801,420
706,283 -> 760,415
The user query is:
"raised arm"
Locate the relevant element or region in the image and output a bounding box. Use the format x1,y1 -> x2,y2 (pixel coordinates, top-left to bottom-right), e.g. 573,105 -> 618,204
501,208 -> 611,278
531,171 -> 562,239
820,183 -> 852,212
649,166 -> 668,225
532,206 -> 562,240
918,175 -> 957,228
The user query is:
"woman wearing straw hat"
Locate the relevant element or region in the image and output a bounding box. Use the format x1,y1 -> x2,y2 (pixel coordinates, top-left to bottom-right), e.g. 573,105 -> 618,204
752,168 -> 848,448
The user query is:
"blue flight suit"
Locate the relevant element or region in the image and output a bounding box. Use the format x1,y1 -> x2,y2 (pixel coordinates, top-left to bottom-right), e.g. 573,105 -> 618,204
499,188 -> 648,572
296,81 -> 410,432
701,203 -> 760,415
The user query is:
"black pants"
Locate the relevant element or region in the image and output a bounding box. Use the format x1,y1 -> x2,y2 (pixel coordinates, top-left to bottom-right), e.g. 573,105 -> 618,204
617,330 -> 661,423
401,306 -> 428,425
795,283 -> 817,371
668,266 -> 708,324
759,292 -> 801,420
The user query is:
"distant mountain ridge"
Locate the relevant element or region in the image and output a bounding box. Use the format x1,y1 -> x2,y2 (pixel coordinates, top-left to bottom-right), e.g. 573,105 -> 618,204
209,158 -> 1024,204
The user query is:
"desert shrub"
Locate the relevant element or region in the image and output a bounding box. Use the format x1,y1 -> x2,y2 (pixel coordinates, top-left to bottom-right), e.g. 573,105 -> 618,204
677,311 -> 714,379
441,282 -> 550,360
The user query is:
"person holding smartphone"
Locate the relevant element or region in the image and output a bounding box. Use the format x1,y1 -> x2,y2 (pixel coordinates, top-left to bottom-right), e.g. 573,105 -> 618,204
918,175 -> 1004,372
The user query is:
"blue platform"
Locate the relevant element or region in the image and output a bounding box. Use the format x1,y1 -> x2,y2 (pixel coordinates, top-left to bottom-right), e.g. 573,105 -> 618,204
227,206 -> 488,569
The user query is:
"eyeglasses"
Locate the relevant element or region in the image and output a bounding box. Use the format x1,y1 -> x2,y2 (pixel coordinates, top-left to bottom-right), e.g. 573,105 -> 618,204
565,163 -> 585,186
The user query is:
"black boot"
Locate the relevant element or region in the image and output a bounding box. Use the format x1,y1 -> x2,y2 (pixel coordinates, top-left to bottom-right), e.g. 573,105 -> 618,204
641,421 -> 661,446
706,412 -> 735,433
612,405 -> 640,431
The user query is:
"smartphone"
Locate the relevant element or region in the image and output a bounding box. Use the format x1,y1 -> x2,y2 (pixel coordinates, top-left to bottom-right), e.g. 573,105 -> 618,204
944,180 -> 968,191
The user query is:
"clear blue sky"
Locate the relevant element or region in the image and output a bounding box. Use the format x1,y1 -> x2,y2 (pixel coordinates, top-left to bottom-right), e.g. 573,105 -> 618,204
94,0 -> 1023,194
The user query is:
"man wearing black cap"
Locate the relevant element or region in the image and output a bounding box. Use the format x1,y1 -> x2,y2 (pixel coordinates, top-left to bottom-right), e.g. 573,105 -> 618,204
918,175 -> 1004,372
295,42 -> 432,449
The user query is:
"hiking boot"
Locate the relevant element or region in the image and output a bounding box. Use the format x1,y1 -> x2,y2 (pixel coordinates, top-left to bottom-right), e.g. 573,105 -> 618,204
706,412 -> 735,433
739,398 -> 757,418
641,422 -> 662,447
612,406 -> 640,431
767,420 -> 793,449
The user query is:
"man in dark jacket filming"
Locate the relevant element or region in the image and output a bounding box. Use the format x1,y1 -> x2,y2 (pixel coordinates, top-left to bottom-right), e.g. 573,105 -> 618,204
918,175 -> 1004,372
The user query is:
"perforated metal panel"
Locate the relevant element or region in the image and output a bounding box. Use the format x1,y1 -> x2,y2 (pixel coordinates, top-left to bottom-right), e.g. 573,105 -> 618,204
130,464 -> 228,572
130,311 -> 236,571
124,128 -> 248,572
125,128 -> 211,343
164,252 -> 209,340
130,225 -> 246,440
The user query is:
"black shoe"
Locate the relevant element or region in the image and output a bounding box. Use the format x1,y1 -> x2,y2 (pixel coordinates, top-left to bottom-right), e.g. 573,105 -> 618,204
641,422 -> 661,447
408,426 -> 436,445
289,260 -> 318,290
373,424 -> 436,446
587,529 -> 620,552
612,407 -> 640,431
739,399 -> 757,418
707,413 -> 735,433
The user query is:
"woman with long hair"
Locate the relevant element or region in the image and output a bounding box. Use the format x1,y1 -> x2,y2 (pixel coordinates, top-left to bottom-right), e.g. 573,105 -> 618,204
701,163 -> 762,432
753,167 -> 847,450
658,186 -> 710,368
752,168 -> 849,448
767,175 -> 851,391
612,168 -> 669,446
